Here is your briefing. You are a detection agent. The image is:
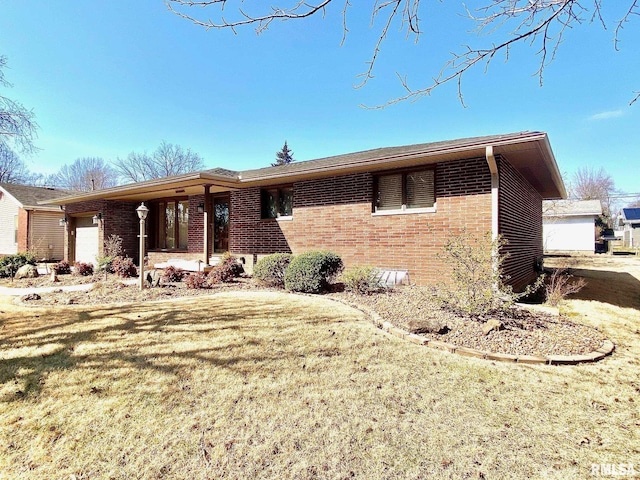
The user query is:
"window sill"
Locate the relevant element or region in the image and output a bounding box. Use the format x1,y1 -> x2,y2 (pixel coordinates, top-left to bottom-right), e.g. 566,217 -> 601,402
276,215 -> 293,222
372,206 -> 436,216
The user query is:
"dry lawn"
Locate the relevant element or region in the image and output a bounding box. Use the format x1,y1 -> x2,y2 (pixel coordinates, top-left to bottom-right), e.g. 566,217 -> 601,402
1,255 -> 639,479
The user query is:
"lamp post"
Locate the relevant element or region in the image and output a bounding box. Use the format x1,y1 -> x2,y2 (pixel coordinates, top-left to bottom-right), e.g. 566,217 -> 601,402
136,202 -> 149,290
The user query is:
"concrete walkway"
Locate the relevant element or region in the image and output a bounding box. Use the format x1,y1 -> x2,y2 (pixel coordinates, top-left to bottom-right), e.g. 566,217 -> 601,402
0,278 -> 138,297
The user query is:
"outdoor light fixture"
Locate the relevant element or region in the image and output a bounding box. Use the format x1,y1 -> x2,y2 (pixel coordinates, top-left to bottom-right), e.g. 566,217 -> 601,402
92,212 -> 103,225
59,217 -> 68,227
197,202 -> 205,213
136,202 -> 149,290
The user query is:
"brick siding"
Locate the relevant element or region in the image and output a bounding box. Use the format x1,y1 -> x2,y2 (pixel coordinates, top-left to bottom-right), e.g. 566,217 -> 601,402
498,156 -> 543,290
17,208 -> 28,252
60,156 -> 543,288
64,200 -> 139,262
230,157 -> 494,285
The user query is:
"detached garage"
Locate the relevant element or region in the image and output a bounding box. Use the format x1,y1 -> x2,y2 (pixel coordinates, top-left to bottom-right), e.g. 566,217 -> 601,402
543,199 -> 602,253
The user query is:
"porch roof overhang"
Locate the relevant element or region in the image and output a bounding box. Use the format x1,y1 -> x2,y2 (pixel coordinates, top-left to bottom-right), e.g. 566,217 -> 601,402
40,171 -> 241,205
41,131 -> 566,206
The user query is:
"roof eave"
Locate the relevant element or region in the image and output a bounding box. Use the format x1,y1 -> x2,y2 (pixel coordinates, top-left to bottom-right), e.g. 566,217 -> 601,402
39,172 -> 241,205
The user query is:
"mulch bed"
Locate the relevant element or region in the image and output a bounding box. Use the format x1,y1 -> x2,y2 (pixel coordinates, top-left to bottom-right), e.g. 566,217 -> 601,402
5,276 -> 607,357
334,286 -> 606,357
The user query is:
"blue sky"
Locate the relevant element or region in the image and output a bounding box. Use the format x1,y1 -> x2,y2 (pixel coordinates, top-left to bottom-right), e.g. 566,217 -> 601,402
1,1 -> 638,199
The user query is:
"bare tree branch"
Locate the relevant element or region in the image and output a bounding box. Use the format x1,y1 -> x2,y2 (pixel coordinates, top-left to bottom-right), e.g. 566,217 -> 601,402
0,56 -> 39,155
114,141 -> 205,184
51,157 -> 118,192
166,0 -> 639,107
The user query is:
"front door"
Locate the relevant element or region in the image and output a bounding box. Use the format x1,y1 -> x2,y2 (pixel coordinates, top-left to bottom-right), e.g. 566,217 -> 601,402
213,195 -> 229,252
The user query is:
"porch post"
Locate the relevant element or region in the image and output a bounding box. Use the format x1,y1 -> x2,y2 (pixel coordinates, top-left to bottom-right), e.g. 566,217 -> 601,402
203,185 -> 211,265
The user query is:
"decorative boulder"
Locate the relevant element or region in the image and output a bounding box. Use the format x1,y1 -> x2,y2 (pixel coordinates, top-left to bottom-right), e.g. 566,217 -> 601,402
482,319 -> 504,336
146,269 -> 162,288
15,264 -> 39,280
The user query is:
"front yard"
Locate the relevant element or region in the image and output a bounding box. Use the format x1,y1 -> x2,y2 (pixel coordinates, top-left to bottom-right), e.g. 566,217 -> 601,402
0,256 -> 639,479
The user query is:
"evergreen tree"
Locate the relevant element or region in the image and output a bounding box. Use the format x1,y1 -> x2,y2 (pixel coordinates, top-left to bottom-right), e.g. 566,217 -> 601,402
272,141 -> 294,167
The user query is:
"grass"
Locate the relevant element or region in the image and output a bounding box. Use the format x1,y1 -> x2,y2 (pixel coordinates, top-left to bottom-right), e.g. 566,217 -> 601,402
1,259 -> 639,479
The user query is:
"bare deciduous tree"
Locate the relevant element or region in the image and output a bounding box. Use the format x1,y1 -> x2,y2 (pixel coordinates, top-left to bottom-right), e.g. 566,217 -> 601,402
0,56 -> 39,154
0,145 -> 30,184
52,157 -> 118,192
114,141 -> 204,183
570,166 -> 617,218
166,0 -> 639,106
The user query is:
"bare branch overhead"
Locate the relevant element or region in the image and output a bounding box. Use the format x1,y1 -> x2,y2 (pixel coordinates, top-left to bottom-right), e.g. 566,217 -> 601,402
166,0 -> 638,106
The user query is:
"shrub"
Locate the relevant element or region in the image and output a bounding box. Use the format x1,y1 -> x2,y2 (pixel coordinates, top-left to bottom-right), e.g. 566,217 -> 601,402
253,253 -> 293,288
185,272 -> 210,289
0,252 -> 36,278
53,260 -> 72,275
103,235 -> 124,257
545,265 -> 587,306
162,265 -> 186,283
435,231 -> 542,318
73,262 -> 94,276
111,256 -> 137,278
342,265 -> 384,295
207,262 -> 235,285
221,252 -> 244,277
284,251 -> 344,294
96,256 -> 115,273
96,235 -> 124,274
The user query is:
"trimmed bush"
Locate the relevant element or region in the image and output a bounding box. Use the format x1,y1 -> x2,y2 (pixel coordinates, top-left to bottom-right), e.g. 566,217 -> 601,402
53,260 -> 72,275
208,262 -> 236,285
73,262 -> 94,276
185,272 -> 210,289
342,265 -> 383,295
253,253 -> 293,288
0,252 -> 36,278
111,256 -> 137,278
162,265 -> 186,283
284,251 -> 343,293
221,252 -> 244,277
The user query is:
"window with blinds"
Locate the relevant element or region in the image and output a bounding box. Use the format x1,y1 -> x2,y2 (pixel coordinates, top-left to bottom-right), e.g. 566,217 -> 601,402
375,169 -> 435,212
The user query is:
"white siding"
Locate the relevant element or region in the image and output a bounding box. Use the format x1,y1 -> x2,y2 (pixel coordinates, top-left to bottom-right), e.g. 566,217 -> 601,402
29,211 -> 65,261
543,216 -> 595,252
0,193 -> 19,255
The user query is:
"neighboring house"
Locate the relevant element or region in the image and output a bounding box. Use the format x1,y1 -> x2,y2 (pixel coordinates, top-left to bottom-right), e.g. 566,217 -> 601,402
542,199 -> 602,253
621,208 -> 640,248
42,131 -> 566,290
0,183 -> 71,261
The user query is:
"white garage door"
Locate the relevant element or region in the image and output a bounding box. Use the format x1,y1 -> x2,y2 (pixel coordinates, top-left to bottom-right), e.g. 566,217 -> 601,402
75,216 -> 99,265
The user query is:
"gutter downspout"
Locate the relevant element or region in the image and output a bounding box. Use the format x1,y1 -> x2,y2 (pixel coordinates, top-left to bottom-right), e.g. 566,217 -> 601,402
485,146 -> 499,241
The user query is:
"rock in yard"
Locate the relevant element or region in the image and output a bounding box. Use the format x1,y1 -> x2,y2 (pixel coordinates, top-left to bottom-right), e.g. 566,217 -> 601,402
21,293 -> 41,301
482,319 -> 504,336
408,318 -> 450,335
146,269 -> 162,288
15,264 -> 39,279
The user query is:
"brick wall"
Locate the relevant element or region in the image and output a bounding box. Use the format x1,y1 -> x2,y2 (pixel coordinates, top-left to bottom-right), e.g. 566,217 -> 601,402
230,187 -> 292,256
498,156 -> 543,290
64,200 -> 139,262
230,157 -> 494,285
17,208 -> 28,252
188,194 -> 205,254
